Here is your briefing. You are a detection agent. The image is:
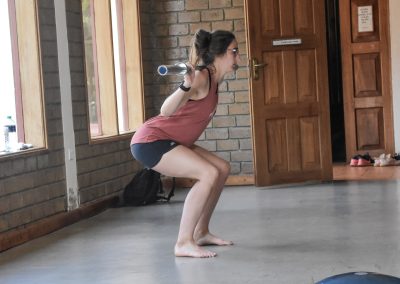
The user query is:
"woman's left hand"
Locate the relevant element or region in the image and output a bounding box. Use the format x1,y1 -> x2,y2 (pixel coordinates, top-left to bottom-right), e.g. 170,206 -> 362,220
183,63 -> 195,87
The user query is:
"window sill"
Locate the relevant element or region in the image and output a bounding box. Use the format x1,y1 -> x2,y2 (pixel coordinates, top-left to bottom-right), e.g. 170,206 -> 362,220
0,146 -> 48,160
89,132 -> 133,145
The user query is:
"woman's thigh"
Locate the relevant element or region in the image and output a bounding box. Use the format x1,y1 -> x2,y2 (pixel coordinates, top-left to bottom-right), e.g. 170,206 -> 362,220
191,145 -> 230,173
131,140 -> 178,169
152,145 -> 216,180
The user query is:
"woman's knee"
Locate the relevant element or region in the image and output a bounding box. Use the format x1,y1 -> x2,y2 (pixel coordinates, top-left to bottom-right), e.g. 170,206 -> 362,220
199,165 -> 219,185
199,161 -> 229,185
220,160 -> 231,178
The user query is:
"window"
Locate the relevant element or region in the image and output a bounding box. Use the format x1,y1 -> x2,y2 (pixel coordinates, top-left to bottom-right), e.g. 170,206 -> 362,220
0,0 -> 45,155
82,0 -> 144,140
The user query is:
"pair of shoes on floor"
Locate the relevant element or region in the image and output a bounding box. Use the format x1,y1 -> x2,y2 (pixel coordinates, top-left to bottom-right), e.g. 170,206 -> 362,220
393,153 -> 400,161
350,153 -> 374,167
373,153 -> 400,167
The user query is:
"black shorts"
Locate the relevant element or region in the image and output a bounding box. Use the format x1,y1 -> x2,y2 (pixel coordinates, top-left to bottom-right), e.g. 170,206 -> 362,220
131,140 -> 179,168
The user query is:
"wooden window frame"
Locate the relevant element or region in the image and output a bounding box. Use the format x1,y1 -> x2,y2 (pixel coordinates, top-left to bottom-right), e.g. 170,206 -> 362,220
82,0 -> 144,142
1,0 -> 46,158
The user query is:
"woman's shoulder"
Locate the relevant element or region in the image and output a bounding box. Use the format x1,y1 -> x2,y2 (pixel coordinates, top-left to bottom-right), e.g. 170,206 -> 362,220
187,70 -> 209,101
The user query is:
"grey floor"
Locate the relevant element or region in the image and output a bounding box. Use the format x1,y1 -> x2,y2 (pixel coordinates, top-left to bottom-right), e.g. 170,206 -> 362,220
1,181 -> 400,284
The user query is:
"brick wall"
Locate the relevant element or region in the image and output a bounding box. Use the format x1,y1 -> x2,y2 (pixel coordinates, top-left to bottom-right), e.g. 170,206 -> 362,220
140,0 -> 253,175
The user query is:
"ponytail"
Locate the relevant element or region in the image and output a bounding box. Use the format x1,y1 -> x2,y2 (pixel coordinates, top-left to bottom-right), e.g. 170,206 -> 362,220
189,29 -> 235,67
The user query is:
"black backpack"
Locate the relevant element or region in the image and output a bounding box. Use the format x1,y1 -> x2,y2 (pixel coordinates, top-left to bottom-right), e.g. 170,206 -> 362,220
123,168 -> 175,206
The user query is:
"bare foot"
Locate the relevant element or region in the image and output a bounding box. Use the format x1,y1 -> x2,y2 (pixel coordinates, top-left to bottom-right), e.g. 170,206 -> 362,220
174,242 -> 217,258
195,232 -> 234,246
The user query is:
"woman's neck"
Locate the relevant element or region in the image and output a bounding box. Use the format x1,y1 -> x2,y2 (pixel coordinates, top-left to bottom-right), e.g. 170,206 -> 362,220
202,63 -> 225,84
213,68 -> 225,83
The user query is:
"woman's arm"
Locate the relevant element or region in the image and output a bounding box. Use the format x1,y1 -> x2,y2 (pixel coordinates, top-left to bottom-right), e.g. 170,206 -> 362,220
160,66 -> 209,117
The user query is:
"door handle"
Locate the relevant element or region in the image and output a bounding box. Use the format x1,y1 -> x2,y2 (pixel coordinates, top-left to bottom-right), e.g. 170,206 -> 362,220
251,58 -> 267,80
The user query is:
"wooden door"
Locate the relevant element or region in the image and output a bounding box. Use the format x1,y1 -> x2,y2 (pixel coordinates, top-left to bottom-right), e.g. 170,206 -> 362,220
340,0 -> 394,160
244,0 -> 333,186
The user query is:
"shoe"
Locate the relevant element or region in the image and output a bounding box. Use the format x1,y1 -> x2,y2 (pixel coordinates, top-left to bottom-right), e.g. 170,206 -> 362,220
357,153 -> 374,166
358,157 -> 371,166
380,154 -> 396,167
373,153 -> 385,167
390,153 -> 400,165
350,154 -> 361,166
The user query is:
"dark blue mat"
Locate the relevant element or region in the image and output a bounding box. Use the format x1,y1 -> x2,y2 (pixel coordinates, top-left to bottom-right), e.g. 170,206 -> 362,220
316,272 -> 400,284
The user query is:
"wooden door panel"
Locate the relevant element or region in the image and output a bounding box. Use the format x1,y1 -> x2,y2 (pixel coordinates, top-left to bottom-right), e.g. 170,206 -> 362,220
287,118 -> 302,171
297,49 -> 317,102
294,0 -> 314,34
267,117 -> 323,173
264,49 -> 318,105
300,117 -> 321,170
351,0 -> 379,42
261,0 -> 319,37
280,0 -> 295,35
264,52 -> 283,104
353,53 -> 381,97
261,0 -> 280,35
266,119 -> 288,172
266,117 -> 322,173
355,108 -> 384,149
282,51 -> 298,104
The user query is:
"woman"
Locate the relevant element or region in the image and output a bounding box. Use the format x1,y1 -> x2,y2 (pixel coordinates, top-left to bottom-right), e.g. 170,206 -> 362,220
131,29 -> 240,258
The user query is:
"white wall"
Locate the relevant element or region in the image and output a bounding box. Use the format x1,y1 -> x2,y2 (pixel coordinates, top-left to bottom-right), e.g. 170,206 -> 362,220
390,0 -> 400,152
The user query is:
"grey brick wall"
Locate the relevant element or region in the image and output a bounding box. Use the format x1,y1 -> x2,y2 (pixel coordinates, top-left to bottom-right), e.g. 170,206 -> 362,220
140,0 -> 253,175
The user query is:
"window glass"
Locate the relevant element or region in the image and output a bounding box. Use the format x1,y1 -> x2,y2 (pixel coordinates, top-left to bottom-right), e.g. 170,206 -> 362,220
0,1 -> 17,151
82,0 -> 100,136
82,0 -> 144,140
1,0 -> 45,156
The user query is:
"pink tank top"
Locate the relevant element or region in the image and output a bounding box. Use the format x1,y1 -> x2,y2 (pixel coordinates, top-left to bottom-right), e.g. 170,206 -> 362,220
131,70 -> 218,147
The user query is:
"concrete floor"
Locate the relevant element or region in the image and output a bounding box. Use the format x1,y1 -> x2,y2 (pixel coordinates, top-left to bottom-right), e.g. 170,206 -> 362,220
1,181 -> 400,284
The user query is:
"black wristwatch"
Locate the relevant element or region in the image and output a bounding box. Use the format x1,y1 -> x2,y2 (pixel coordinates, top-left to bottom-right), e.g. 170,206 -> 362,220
179,81 -> 191,92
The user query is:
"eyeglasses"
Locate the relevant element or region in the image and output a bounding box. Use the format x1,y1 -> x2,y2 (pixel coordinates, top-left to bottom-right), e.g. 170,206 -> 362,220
227,47 -> 239,56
